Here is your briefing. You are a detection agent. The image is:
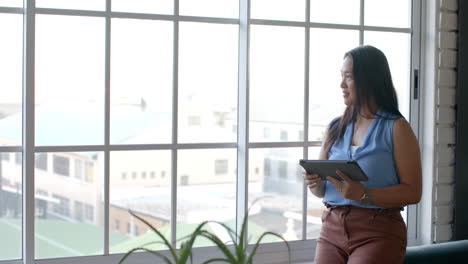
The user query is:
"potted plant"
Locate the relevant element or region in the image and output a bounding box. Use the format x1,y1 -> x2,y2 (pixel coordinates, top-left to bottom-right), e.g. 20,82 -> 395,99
119,201 -> 291,264
118,211 -> 210,264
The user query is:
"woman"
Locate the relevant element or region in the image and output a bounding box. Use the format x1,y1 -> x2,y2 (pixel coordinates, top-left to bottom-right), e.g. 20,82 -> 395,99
304,45 -> 422,264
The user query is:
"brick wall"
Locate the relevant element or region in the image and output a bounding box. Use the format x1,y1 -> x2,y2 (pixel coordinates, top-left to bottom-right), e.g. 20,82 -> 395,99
433,0 -> 458,242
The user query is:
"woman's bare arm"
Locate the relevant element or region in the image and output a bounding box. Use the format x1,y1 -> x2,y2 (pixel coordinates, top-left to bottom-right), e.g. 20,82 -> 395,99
367,118 -> 422,207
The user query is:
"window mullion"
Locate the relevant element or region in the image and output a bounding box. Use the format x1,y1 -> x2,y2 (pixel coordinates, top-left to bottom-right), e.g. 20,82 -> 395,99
302,0 -> 311,241
171,0 -> 180,248
22,0 -> 36,263
407,0 -> 422,246
236,0 -> 250,241
103,0 -> 111,255
359,0 -> 364,44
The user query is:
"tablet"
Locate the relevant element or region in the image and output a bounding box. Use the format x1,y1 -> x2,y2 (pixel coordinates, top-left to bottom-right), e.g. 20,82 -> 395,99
299,159 -> 368,182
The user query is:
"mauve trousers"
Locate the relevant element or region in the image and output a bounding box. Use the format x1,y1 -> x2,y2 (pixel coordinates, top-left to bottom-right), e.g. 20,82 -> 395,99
314,205 -> 407,264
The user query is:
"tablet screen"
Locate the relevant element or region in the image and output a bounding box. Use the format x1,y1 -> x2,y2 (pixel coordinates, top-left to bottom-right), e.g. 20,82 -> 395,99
299,159 -> 368,182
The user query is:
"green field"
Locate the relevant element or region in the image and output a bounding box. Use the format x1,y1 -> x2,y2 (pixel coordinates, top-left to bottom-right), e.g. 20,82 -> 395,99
0,218 -> 279,261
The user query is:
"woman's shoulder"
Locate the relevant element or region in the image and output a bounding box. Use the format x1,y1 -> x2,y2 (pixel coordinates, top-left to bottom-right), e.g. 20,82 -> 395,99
376,108 -> 403,120
392,118 -> 412,135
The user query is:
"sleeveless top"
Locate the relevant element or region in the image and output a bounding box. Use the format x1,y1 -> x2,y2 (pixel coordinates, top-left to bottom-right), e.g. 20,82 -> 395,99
322,109 -> 401,208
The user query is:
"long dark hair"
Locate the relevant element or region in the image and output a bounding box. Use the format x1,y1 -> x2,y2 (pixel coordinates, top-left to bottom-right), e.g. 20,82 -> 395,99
323,45 -> 403,154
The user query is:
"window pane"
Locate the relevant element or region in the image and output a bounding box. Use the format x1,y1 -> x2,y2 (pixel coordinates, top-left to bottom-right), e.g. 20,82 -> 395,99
111,19 -> 173,144
180,0 -> 238,18
251,0 -> 305,21
109,150 -> 171,254
310,0 -> 359,25
364,32 -> 411,119
249,148 -> 303,242
112,0 -> 172,15
177,149 -> 236,247
179,22 -> 238,143
0,152 -> 22,260
0,0 -> 21,8
0,14 -> 22,146
309,29 -> 359,141
36,0 -> 104,10
35,152 -> 103,259
250,25 -> 304,142
306,147 -> 325,239
35,15 -> 105,146
365,0 -> 411,28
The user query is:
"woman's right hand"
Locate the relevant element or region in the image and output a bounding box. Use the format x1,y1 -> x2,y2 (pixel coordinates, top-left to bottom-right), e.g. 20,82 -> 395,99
303,172 -> 325,197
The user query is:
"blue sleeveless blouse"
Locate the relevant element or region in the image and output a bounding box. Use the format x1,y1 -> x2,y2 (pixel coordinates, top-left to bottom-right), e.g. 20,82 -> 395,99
322,109 -> 401,208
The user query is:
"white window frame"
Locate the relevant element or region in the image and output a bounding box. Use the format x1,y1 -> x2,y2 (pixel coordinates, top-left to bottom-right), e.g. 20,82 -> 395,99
0,0 -> 425,263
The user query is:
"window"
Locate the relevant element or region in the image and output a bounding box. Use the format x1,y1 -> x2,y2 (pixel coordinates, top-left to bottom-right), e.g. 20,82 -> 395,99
263,127 -> 271,139
114,219 -> 120,231
52,194 -> 70,217
35,153 -> 48,171
264,158 -> 271,177
298,130 -> 304,141
0,1 -> 419,263
188,115 -> 201,126
280,130 -> 288,141
36,189 -> 48,196
53,155 -> 70,176
74,159 -> 83,180
1,153 -> 10,161
85,161 -> 94,182
278,160 -> 288,179
15,153 -> 22,165
214,159 -> 228,175
74,201 -> 83,222
84,204 -> 94,222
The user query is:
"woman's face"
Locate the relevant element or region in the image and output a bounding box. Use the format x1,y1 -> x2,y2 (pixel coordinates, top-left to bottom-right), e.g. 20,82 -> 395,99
340,56 -> 356,106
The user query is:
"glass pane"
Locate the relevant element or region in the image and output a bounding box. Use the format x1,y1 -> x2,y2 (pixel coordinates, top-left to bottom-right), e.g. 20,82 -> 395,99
251,0 -> 305,21
250,25 -> 304,142
0,14 -> 22,146
306,147 -> 325,239
111,19 -> 173,144
179,22 -> 238,143
364,32 -> 411,119
310,0 -> 359,25
112,0 -> 172,14
309,29 -> 359,141
365,0 -> 411,28
0,0 -> 22,7
177,149 -> 236,247
109,150 -> 171,254
35,15 -> 105,146
36,0 -> 104,11
180,0 -> 238,18
35,152 -> 103,259
249,148 -> 303,242
0,152 -> 22,260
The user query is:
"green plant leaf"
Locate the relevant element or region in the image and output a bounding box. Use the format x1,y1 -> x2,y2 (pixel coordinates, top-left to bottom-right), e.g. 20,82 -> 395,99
177,221 -> 212,263
128,211 -> 178,261
198,230 -> 237,263
246,232 -> 291,264
201,258 -> 233,264
118,247 -> 173,264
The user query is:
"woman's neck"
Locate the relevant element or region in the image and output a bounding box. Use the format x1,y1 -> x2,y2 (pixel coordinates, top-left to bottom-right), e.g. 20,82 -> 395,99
356,100 -> 378,120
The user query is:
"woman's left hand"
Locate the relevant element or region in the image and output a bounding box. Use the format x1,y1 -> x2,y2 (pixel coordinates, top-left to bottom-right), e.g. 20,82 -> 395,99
327,170 -> 365,201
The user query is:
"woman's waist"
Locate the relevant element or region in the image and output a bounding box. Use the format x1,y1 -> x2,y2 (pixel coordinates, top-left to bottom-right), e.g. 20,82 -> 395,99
324,202 -> 403,214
